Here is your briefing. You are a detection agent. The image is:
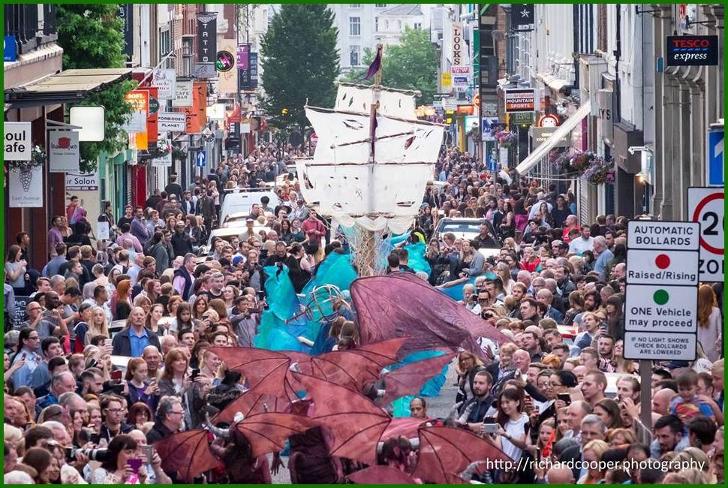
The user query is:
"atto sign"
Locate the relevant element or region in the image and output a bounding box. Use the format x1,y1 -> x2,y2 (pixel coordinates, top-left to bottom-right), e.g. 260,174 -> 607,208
666,35 -> 718,66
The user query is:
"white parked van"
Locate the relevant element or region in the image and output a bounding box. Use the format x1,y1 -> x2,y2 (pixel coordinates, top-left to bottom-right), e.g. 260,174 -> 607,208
219,188 -> 281,223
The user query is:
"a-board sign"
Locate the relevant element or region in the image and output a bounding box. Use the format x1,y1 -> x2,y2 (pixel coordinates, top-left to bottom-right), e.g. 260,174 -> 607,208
623,221 -> 699,361
687,187 -> 724,282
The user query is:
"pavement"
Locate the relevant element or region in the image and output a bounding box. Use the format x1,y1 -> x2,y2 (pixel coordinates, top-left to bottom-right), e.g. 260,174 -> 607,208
270,358 -> 460,483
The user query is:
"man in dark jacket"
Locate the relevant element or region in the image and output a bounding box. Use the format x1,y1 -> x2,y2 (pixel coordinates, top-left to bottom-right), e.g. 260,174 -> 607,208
147,231 -> 172,275
170,223 -> 193,258
111,307 -> 161,357
146,395 -> 185,444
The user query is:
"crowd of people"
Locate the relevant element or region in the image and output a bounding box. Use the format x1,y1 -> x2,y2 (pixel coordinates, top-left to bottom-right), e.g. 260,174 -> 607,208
3,143 -> 724,484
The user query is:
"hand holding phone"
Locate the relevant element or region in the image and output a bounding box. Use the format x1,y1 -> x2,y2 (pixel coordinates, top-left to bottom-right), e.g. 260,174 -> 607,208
127,458 -> 143,474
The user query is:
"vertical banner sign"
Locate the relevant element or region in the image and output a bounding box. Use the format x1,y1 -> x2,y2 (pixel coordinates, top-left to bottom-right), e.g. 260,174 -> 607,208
249,52 -> 259,89
125,90 -> 149,149
122,90 -> 148,132
184,81 -> 208,134
152,69 -> 176,99
451,22 -> 463,66
118,5 -> 134,59
237,44 -> 250,69
172,80 -> 193,108
197,13 -> 217,64
143,87 -> 159,144
48,130 -> 80,173
687,187 -> 724,282
9,166 -> 43,207
510,4 -> 535,29
479,5 -> 499,117
623,221 -> 699,361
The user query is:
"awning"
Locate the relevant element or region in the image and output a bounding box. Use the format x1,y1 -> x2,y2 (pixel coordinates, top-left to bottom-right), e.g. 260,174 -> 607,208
515,100 -> 591,175
537,73 -> 570,92
4,68 -> 133,108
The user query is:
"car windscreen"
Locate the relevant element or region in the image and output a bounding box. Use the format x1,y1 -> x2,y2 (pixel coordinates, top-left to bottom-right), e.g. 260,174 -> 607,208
440,222 -> 481,234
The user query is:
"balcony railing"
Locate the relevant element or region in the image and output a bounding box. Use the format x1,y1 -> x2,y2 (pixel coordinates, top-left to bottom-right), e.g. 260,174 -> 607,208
4,4 -> 58,57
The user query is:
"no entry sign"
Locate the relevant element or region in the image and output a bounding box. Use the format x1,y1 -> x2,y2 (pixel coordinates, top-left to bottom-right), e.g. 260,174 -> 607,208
624,221 -> 699,361
687,187 -> 724,282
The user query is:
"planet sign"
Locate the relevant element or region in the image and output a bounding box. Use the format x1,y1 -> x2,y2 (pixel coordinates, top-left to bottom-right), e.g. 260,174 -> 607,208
216,51 -> 235,72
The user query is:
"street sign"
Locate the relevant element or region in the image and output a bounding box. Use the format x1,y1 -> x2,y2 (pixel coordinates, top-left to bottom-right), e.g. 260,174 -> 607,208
706,128 -> 723,186
157,112 -> 186,132
687,187 -> 724,282
624,332 -> 697,361
623,220 -> 699,361
196,151 -> 206,167
624,284 -> 698,333
626,221 -> 700,250
625,249 -> 699,286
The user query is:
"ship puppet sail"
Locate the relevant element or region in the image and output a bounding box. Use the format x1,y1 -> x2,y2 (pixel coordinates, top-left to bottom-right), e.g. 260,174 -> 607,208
297,83 -> 444,234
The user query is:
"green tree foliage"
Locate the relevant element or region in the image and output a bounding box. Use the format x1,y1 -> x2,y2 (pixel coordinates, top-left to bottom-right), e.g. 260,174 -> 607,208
345,27 -> 438,105
260,5 -> 339,130
56,4 -> 135,171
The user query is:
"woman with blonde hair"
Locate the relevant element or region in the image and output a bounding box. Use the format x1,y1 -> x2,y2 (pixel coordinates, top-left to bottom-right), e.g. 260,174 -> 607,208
670,447 -> 713,480
132,294 -> 152,315
578,439 -> 609,483
86,306 -> 110,345
697,284 -> 722,362
606,427 -> 636,448
454,350 -> 485,404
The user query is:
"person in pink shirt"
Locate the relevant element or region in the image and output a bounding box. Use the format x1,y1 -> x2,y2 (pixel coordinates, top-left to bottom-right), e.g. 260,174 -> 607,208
301,209 -> 326,262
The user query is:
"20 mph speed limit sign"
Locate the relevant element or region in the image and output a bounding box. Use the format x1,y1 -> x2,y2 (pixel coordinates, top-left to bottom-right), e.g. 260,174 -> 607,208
688,187 -> 724,282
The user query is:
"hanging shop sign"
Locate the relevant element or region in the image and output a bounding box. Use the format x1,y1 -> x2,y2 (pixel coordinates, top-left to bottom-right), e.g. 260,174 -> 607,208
197,13 -> 217,64
510,4 -> 535,29
65,171 -> 99,191
48,130 -> 80,173
9,165 -> 43,207
172,80 -> 193,108
504,89 -> 535,113
157,112 -> 186,132
152,69 -> 176,99
666,35 -> 718,66
4,122 -> 32,161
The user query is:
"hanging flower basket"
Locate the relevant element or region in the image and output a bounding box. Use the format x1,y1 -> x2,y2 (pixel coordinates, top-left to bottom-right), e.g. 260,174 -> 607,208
6,145 -> 45,170
172,147 -> 187,162
582,156 -> 615,185
495,130 -> 517,148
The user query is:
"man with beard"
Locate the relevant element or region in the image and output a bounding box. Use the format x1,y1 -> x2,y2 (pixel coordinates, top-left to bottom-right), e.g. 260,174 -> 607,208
456,370 -> 496,433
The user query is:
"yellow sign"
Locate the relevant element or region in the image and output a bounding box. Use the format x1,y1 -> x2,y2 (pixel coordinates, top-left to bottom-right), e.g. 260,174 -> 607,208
441,72 -> 452,88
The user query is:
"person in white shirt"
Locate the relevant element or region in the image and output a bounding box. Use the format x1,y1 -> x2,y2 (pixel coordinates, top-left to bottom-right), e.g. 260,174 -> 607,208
568,225 -> 595,256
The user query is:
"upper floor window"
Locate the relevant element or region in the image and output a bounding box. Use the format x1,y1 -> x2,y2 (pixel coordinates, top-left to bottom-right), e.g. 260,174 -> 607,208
350,17 -> 361,36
